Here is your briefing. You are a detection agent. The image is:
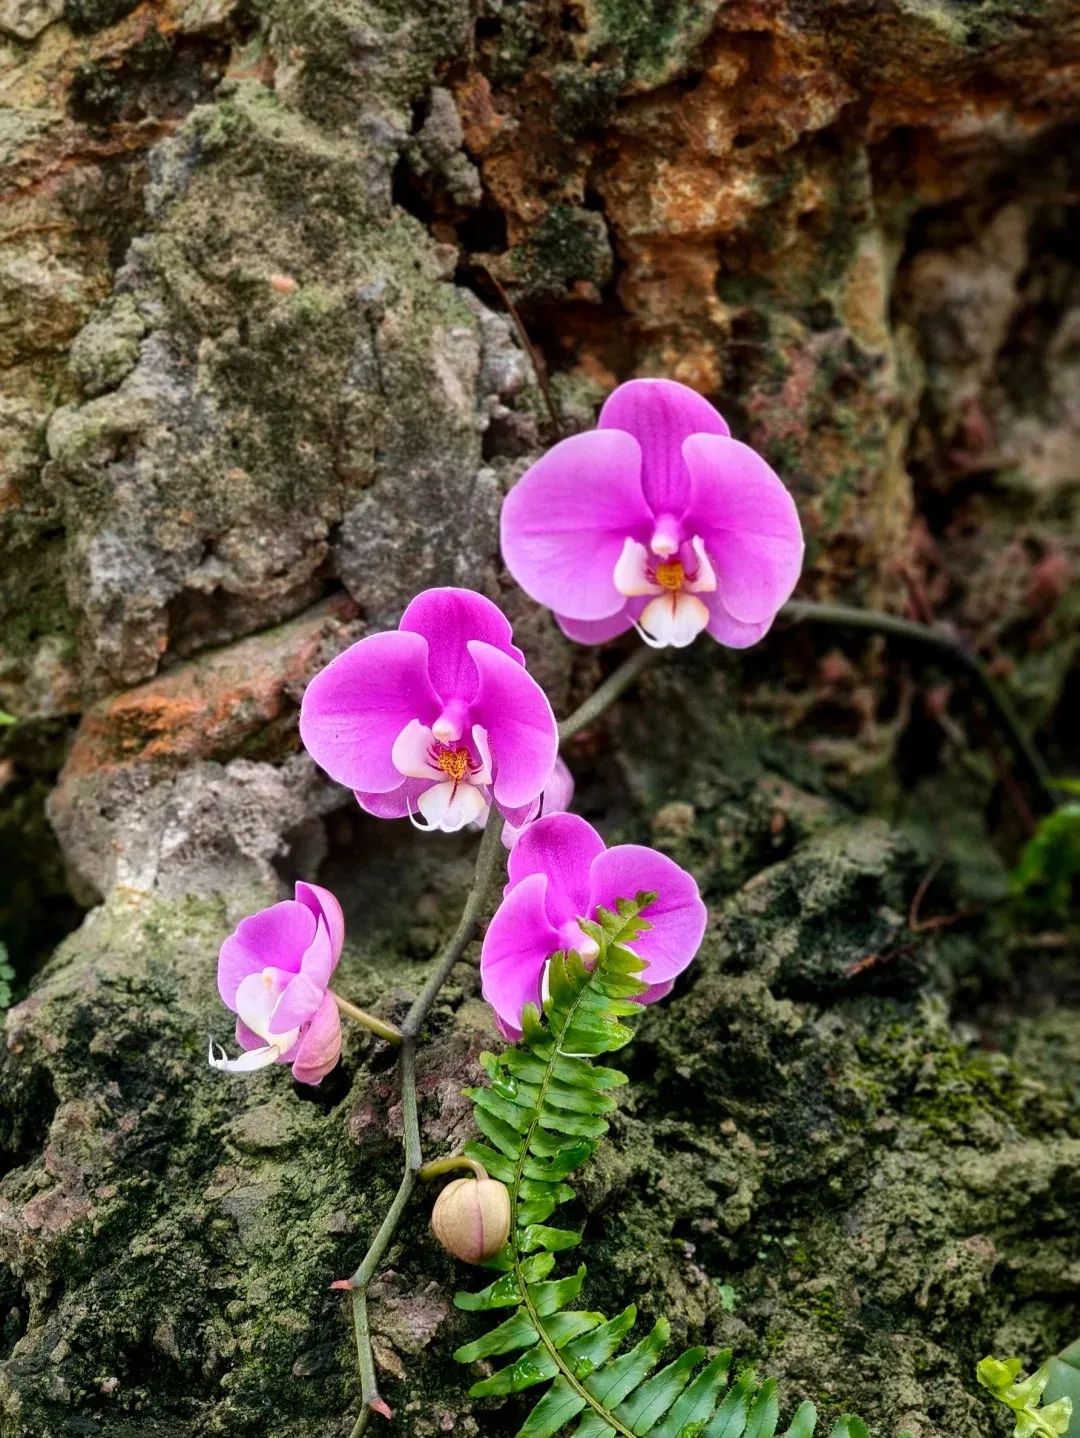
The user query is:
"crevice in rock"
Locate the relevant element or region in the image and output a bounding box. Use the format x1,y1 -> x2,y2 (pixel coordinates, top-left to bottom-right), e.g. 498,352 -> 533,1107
0,1063 -> 59,1180
0,718 -> 86,994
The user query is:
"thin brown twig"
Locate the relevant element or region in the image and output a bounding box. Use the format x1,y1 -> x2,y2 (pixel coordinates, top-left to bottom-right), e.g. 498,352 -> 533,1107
846,854 -> 986,977
477,263 -> 562,438
781,600 -> 1056,813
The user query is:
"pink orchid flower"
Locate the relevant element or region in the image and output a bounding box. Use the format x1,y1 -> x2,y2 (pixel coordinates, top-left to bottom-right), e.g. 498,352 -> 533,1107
477,754 -> 575,849
209,882 -> 345,1085
299,588 -> 558,833
501,378 -> 804,650
480,812 -> 707,1037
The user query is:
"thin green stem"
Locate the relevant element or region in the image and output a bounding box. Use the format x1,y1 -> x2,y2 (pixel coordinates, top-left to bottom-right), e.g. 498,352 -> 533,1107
401,810 -> 507,1040
343,815 -> 505,1425
331,993 -> 403,1045
342,649 -> 663,1430
349,1291 -> 379,1436
418,1155 -> 489,1182
781,599 -> 1056,810
558,645 -> 660,743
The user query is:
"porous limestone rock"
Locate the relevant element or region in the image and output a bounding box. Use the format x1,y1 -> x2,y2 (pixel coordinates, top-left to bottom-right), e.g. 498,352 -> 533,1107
1,1 -> 1078,1435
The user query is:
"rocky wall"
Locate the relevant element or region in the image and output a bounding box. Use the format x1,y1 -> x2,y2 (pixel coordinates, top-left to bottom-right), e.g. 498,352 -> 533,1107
0,1 -> 1078,1435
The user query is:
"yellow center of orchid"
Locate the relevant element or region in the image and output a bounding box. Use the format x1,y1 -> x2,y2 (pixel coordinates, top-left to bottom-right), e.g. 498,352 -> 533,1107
655,561 -> 685,592
436,747 -> 471,784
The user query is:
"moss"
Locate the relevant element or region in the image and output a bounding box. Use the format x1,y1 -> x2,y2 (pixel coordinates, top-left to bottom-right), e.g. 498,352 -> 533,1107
505,205 -> 614,300
586,0 -> 720,88
551,62 -> 622,134
63,0 -> 139,33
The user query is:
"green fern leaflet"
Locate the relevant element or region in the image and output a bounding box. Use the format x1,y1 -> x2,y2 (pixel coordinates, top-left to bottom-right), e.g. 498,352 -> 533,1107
453,894 -> 874,1438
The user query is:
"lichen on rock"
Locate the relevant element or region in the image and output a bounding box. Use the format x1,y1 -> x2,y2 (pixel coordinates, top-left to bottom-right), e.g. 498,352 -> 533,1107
0,0 -> 1077,1433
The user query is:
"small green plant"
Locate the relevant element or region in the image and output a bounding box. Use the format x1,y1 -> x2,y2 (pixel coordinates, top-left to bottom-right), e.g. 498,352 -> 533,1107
452,895 -> 877,1437
1011,781 -> 1080,923
976,1356 -> 1075,1437
0,943 -> 13,1014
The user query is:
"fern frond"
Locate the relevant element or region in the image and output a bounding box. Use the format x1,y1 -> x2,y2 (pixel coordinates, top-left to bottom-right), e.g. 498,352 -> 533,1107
977,1356 -> 1075,1437
453,894 -> 876,1438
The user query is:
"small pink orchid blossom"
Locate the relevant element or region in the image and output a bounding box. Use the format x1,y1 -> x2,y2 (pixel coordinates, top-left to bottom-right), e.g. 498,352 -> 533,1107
500,378 -> 804,650
478,755 -> 575,849
209,882 -> 345,1085
299,589 -> 558,833
480,812 -> 707,1037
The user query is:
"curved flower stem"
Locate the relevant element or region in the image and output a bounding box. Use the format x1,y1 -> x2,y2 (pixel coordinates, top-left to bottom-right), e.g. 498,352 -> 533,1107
331,993 -> 403,1045
345,815 -> 506,1434
558,645 -> 660,744
344,651 -> 662,1434
418,1154 -> 489,1182
781,599 -> 1057,811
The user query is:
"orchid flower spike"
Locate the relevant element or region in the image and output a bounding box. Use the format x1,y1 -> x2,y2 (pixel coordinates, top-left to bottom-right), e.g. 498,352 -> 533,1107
209,882 -> 345,1086
480,812 -> 707,1037
299,588 -> 558,833
501,378 -> 804,650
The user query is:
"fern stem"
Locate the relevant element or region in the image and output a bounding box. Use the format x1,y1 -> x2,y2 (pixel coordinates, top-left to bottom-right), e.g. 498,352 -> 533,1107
558,645 -> 660,743
780,599 -> 1056,810
508,954 -> 638,1438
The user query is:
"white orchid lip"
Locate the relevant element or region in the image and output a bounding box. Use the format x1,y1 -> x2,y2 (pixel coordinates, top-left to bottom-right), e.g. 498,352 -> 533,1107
396,719 -> 496,834
614,534 -> 717,649
208,966 -> 302,1075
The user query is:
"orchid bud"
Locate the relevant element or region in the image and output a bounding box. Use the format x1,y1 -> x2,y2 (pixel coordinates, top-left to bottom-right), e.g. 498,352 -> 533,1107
430,1176 -> 511,1264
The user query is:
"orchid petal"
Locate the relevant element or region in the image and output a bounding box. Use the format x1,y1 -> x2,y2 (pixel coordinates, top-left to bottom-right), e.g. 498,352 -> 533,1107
480,872 -> 563,1032
236,1017 -> 297,1061
391,719 -> 442,780
501,429 -> 653,621
299,630 -> 441,793
613,537 -> 660,597
507,812 -> 604,930
638,593 -> 710,649
399,588 -> 524,701
555,607 -> 638,645
294,882 -> 345,964
681,434 -> 803,624
702,593 -> 773,650
268,970 -> 325,1034
216,936 -> 265,1012
291,994 -> 342,1085
587,843 -> 706,984
500,755 -> 574,849
217,900 -> 315,1008
467,641 -> 557,810
355,778 -> 433,819
598,378 -> 730,516
416,780 -> 488,832
297,915 -> 336,992
543,755 -> 576,817
635,978 -> 675,1006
